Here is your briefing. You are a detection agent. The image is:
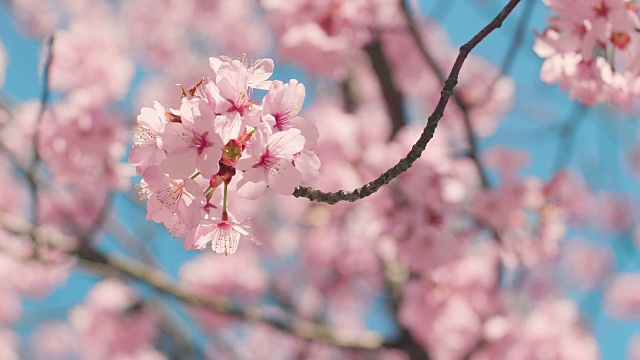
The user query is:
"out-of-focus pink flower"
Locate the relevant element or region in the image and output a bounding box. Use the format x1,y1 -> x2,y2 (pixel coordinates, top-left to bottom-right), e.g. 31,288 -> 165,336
180,251 -> 266,329
0,328 -> 19,360
605,273 -> 640,318
597,194 -> 637,233
399,245 -> 500,359
49,13 -> 134,102
39,92 -> 131,191
69,279 -> 162,360
5,0 -> 62,36
544,170 -> 595,225
628,334 -> 640,360
30,321 -> 79,360
262,0 -> 402,77
560,240 -> 613,290
535,0 -> 640,106
473,299 -> 599,360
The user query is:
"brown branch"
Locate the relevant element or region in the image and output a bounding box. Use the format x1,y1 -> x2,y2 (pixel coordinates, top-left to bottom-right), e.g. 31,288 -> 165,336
0,212 -> 385,351
399,0 -> 490,188
293,0 -> 522,204
364,40 -> 407,139
27,34 -> 55,224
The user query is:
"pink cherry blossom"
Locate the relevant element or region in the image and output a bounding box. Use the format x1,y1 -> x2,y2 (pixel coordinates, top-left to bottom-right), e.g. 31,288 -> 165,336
262,79 -> 319,148
628,334 -> 640,360
39,92 -> 130,191
473,299 -> 599,360
129,101 -> 168,173
185,217 -> 259,255
139,166 -> 205,230
68,279 -> 162,360
160,98 -> 223,179
204,57 -> 265,140
536,0 -> 640,106
605,273 -> 640,318
560,240 -> 613,290
179,251 -> 267,329
49,13 -> 134,102
235,124 -> 305,199
262,0 -> 402,76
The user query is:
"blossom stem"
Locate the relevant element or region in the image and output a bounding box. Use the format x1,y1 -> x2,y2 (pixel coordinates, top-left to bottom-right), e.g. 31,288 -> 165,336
190,171 -> 201,179
222,182 -> 228,221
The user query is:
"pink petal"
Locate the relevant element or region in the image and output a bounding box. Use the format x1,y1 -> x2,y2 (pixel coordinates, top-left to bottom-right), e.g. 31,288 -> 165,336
161,123 -> 190,154
267,158 -> 302,195
161,151 -> 198,179
294,149 -> 321,182
248,58 -> 274,90
236,167 -> 268,199
268,128 -> 305,157
197,146 -> 222,178
141,166 -> 170,193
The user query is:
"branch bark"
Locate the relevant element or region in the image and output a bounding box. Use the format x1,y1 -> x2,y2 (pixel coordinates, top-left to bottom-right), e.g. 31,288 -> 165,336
0,212 -> 385,351
293,0 -> 522,204
364,39 -> 407,140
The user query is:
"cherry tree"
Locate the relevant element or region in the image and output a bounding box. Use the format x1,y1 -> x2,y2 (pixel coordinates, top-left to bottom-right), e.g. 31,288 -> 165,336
0,0 -> 639,359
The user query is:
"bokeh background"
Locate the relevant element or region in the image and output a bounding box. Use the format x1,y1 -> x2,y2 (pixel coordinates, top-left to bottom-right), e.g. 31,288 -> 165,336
1,0 -> 640,359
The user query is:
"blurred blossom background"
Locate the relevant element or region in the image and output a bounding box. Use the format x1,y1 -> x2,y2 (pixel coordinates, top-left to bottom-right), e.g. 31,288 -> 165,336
0,0 -> 639,359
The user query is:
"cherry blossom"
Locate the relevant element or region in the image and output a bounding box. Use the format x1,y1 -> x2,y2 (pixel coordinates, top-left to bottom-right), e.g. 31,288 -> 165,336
138,166 -> 204,230
235,124 -> 305,199
129,101 -> 168,173
535,0 -> 640,106
130,55 -> 318,250
185,216 -> 259,255
605,273 -> 640,318
49,11 -> 134,103
161,99 -> 223,179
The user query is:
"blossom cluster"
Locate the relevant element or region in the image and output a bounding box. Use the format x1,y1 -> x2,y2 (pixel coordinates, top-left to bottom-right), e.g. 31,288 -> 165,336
535,0 -> 640,106
130,56 -> 320,255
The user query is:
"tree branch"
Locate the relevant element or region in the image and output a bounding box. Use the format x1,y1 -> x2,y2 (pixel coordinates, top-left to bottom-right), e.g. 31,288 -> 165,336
27,34 -> 55,224
293,0 -> 522,204
364,40 -> 407,139
399,0 -> 490,188
0,212 -> 385,351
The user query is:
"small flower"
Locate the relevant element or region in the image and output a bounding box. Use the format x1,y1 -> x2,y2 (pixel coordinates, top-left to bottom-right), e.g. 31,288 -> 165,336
187,217 -> 259,255
235,124 -> 305,199
129,101 -> 167,173
161,98 -> 224,179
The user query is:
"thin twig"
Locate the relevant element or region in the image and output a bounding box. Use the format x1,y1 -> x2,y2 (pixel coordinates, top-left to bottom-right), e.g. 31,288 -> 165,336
0,212 -> 385,351
293,0 -> 522,204
27,34 -> 55,224
399,0 -> 489,188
